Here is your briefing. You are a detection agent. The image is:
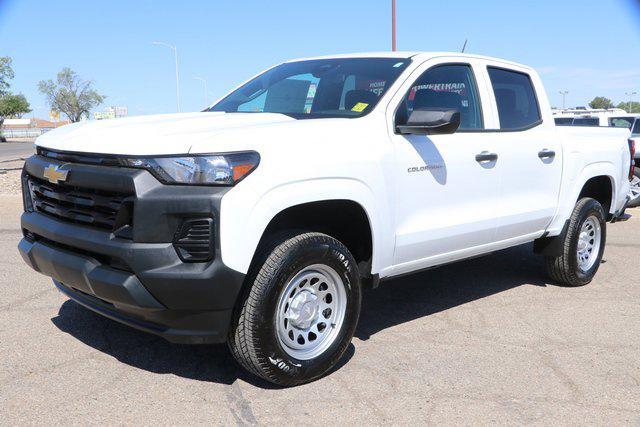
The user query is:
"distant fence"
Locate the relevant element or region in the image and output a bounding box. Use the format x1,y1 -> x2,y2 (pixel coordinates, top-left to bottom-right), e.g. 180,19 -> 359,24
0,127 -> 53,139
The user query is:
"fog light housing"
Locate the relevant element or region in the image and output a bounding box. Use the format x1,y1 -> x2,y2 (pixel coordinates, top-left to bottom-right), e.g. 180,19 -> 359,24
173,218 -> 214,262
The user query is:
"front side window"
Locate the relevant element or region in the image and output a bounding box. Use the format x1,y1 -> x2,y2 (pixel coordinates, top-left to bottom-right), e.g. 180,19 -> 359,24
209,58 -> 410,119
609,117 -> 635,129
488,67 -> 541,130
632,119 -> 640,135
396,64 -> 483,130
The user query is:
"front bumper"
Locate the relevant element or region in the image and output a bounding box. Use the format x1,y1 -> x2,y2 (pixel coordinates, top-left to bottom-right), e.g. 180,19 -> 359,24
18,153 -> 246,344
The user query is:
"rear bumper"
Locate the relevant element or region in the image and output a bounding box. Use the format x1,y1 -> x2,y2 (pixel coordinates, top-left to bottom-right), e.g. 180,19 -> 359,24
18,153 -> 246,344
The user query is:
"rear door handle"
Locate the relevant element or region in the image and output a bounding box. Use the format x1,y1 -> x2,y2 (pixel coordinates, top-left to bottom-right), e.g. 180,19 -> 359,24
475,152 -> 498,162
538,149 -> 556,159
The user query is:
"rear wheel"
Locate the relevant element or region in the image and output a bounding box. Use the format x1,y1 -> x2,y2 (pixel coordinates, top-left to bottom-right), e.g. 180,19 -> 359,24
228,232 -> 361,386
545,198 -> 606,286
628,167 -> 640,208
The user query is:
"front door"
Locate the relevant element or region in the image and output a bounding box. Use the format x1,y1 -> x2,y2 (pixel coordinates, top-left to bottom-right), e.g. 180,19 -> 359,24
389,61 -> 503,274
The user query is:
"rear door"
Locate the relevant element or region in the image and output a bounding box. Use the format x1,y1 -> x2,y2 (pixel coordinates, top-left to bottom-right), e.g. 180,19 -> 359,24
483,65 -> 562,241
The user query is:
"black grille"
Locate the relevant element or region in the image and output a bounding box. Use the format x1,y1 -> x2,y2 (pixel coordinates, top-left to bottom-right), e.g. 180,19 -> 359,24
173,218 -> 214,262
27,175 -> 129,231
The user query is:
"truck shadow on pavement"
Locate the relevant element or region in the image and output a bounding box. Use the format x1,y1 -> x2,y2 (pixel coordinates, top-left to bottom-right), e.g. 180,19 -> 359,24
356,243 -> 550,340
51,243 -> 552,388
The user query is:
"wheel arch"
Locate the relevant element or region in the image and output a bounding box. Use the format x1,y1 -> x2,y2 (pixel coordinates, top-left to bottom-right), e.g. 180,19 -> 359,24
219,178 -> 387,279
544,162 -> 619,236
577,175 -> 614,216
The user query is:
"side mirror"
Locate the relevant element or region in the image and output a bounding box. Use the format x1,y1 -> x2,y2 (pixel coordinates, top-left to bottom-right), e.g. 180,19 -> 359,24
396,108 -> 461,135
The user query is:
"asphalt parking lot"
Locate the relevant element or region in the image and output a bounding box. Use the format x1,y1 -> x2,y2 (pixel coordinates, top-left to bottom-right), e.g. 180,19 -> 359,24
1,190 -> 639,424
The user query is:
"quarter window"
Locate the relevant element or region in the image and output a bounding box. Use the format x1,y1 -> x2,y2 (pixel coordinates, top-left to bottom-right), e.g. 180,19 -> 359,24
488,67 -> 541,130
397,64 -> 483,130
609,117 -> 635,129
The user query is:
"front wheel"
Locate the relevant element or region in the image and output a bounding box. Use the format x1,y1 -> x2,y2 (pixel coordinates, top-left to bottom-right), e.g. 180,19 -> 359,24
228,232 -> 361,386
545,198 -> 606,286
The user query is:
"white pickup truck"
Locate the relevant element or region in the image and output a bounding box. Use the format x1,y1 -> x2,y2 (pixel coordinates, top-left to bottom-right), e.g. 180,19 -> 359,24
19,52 -> 632,386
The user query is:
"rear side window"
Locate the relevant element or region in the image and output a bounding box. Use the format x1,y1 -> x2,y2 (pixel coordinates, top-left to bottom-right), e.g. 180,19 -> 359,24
609,117 -> 635,129
488,67 -> 541,130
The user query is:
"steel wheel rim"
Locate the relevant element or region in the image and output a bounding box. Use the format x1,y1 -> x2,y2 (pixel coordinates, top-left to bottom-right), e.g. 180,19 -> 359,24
630,175 -> 640,200
275,264 -> 347,360
576,216 -> 601,272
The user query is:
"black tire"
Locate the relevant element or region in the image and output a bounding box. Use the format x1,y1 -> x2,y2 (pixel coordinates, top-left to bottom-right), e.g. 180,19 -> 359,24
545,198 -> 606,287
228,232 -> 361,386
628,167 -> 640,208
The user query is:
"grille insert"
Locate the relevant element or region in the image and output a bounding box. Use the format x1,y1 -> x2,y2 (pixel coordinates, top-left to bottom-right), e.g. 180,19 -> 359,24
27,175 -> 128,230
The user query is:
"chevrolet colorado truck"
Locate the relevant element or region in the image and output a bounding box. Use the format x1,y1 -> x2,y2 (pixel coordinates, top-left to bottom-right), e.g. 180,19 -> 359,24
18,52 -> 632,386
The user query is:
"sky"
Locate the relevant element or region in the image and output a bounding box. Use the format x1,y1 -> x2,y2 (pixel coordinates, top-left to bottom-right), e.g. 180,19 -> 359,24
1,0 -> 639,119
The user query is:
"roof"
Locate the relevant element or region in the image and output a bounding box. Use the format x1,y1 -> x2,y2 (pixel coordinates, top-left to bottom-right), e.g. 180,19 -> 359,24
286,51 -> 418,62
286,51 -> 532,70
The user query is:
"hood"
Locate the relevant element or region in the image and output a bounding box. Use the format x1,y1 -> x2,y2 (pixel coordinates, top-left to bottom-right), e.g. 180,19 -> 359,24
35,112 -> 296,155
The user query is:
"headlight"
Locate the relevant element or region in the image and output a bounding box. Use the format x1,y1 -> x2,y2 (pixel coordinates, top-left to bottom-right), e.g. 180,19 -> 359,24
121,151 -> 260,186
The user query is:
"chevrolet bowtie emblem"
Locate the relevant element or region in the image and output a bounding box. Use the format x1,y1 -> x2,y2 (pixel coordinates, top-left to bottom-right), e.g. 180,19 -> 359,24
43,165 -> 69,184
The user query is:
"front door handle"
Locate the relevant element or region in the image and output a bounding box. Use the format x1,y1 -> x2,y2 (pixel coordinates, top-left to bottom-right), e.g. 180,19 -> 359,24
475,152 -> 498,163
538,149 -> 556,159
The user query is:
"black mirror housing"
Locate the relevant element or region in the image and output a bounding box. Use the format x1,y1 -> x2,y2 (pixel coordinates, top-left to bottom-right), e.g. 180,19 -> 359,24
397,108 -> 461,135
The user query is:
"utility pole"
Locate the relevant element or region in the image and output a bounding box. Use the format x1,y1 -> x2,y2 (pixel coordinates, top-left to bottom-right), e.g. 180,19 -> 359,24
194,76 -> 209,108
559,90 -> 569,109
391,0 -> 397,51
625,91 -> 637,112
152,41 -> 181,113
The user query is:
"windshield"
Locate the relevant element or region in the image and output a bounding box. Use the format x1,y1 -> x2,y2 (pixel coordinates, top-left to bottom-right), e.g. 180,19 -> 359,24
208,58 -> 411,119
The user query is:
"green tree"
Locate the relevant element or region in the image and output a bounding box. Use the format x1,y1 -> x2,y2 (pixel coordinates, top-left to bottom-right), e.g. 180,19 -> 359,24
0,93 -> 31,118
589,96 -> 614,110
0,56 -> 31,133
616,101 -> 640,114
0,56 -> 15,96
38,68 -> 105,122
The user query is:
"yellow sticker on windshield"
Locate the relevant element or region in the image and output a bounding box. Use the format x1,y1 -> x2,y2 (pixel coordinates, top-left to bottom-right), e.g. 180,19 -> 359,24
351,102 -> 369,112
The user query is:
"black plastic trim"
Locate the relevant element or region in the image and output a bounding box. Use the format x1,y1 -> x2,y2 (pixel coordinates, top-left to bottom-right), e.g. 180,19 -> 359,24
19,155 -> 248,343
36,147 -> 260,187
533,220 -> 570,256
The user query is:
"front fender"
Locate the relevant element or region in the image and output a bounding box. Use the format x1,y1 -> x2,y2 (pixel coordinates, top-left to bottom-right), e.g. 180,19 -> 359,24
219,178 -> 390,275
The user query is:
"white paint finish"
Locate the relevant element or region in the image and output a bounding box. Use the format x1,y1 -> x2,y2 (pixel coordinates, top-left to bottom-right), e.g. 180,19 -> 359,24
36,112 -> 296,155
390,131 -> 502,266
34,52 -> 632,277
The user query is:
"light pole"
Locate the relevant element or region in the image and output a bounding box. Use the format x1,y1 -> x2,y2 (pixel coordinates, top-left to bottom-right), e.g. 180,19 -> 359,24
152,41 -> 181,112
625,91 -> 637,112
559,90 -> 569,109
391,0 -> 397,51
194,76 -> 209,108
